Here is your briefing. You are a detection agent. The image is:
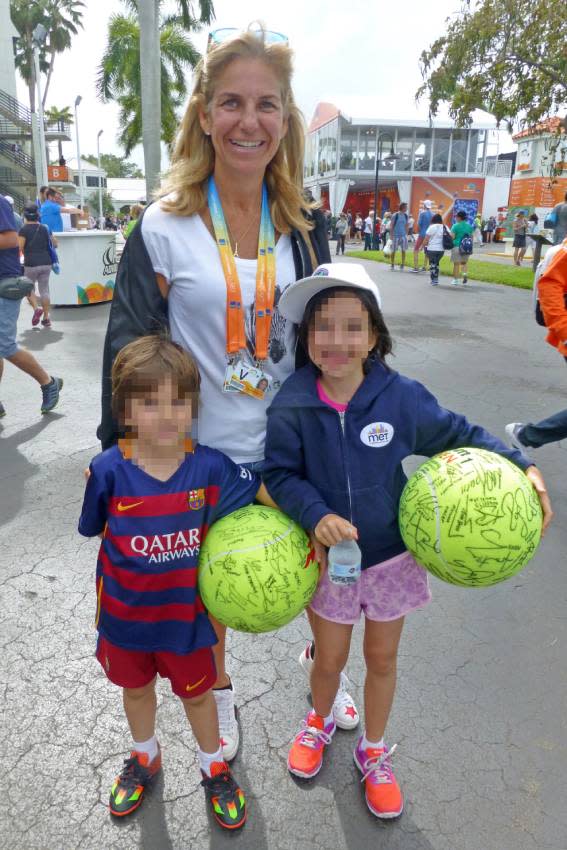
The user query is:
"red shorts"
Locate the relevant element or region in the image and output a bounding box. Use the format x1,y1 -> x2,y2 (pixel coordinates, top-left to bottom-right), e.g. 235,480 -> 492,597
96,636 -> 216,699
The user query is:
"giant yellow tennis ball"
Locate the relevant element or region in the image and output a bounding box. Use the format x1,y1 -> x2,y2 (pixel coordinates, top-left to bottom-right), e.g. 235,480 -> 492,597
399,448 -> 542,587
199,505 -> 319,633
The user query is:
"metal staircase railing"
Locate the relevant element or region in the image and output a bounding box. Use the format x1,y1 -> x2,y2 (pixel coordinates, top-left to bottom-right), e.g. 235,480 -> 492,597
0,88 -> 32,129
0,116 -> 71,140
0,181 -> 28,213
0,140 -> 35,175
0,167 -> 31,185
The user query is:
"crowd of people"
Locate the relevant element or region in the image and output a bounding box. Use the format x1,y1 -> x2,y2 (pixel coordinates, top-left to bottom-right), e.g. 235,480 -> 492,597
0,22 -> 565,839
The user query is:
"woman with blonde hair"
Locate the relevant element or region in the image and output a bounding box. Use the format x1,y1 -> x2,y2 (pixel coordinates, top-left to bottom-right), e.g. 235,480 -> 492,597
98,24 -> 359,766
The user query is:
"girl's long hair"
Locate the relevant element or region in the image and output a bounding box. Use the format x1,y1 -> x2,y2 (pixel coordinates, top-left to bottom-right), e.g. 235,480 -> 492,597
157,24 -> 316,236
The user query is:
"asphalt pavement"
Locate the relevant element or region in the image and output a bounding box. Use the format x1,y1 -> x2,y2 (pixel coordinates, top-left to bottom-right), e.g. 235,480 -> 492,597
1,259 -> 566,850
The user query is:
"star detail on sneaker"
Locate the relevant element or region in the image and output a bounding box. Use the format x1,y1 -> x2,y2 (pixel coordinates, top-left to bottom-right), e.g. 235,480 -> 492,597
345,705 -> 358,719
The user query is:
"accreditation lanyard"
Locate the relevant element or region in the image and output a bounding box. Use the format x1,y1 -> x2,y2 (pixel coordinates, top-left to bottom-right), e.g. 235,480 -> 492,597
207,176 -> 276,363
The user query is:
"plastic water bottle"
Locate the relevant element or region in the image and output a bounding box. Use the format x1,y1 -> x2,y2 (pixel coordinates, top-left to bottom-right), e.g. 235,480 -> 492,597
328,539 -> 361,586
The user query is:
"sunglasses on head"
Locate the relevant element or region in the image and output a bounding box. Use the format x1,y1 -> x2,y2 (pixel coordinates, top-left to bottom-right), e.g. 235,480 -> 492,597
207,27 -> 288,49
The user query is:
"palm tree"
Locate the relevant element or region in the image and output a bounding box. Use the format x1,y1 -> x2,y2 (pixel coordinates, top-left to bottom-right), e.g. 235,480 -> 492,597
134,0 -> 215,196
10,0 -> 85,113
97,8 -> 204,161
44,105 -> 73,161
41,0 -> 85,108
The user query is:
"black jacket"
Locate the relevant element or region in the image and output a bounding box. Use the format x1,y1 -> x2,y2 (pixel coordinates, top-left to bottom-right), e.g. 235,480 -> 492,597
97,204 -> 331,449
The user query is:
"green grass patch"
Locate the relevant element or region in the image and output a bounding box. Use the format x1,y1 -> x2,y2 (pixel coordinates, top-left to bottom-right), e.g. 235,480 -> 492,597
346,250 -> 534,289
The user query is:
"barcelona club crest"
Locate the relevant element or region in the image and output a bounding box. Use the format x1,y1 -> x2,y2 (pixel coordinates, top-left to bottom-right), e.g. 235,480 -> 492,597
187,488 -> 206,511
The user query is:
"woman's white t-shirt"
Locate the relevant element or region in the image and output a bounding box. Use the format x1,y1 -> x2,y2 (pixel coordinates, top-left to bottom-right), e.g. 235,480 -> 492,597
142,202 -> 297,463
425,223 -> 444,252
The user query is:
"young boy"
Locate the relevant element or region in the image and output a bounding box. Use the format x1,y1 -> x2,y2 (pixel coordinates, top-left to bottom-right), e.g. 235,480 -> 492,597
79,335 -> 273,830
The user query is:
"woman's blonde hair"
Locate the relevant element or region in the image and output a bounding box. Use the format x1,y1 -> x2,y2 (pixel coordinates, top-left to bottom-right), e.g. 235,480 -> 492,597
158,24 -> 316,236
130,203 -> 144,220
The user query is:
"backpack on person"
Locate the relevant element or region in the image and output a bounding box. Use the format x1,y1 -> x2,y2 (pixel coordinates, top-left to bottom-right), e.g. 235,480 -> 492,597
442,226 -> 454,250
459,234 -> 474,255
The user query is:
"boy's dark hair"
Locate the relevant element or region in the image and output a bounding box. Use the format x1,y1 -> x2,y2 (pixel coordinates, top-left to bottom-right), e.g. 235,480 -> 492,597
297,286 -> 393,375
111,335 -> 200,421
456,210 -> 467,220
431,213 -> 443,224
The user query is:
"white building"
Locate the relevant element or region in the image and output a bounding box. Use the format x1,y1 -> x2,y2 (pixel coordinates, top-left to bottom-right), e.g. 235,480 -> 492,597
107,178 -> 147,211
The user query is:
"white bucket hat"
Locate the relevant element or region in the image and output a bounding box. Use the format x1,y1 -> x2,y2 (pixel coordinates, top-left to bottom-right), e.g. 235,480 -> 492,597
423,199 -> 432,209
278,263 -> 382,324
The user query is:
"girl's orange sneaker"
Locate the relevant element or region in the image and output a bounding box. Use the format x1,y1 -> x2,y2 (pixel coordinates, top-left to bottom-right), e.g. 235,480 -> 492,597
354,740 -> 403,819
287,711 -> 335,779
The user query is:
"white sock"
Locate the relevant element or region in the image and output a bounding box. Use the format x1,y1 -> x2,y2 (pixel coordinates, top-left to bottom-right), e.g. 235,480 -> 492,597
198,744 -> 223,777
323,712 -> 334,728
361,732 -> 384,751
133,734 -> 159,762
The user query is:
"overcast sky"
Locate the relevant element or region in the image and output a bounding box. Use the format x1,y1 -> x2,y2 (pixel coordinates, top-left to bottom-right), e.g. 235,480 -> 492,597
16,0 -> 514,171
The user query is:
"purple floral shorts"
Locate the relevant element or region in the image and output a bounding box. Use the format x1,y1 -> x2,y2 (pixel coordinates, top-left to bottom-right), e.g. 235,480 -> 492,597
310,551 -> 431,624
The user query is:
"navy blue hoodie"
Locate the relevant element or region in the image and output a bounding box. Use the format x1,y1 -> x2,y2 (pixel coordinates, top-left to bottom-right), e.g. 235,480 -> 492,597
264,361 -> 533,570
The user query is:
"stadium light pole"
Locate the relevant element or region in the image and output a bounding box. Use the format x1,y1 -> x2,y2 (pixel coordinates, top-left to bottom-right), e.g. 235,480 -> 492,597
139,0 -> 161,198
32,24 -> 49,189
74,95 -> 84,208
97,129 -> 104,227
372,131 -> 397,248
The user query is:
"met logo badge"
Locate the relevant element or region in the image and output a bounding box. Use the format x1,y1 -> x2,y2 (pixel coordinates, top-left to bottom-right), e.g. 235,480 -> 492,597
360,422 -> 394,448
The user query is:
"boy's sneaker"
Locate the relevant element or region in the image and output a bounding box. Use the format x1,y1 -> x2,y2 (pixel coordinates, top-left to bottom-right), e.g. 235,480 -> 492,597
451,278 -> 460,286
354,739 -> 403,819
430,280 -> 438,286
287,711 -> 335,779
109,746 -> 162,817
201,761 -> 246,830
505,422 -> 526,450
213,681 -> 239,761
40,376 -> 63,414
298,642 -> 359,729
411,267 -> 419,273
32,307 -> 43,326
462,274 -> 468,284
41,316 -> 52,327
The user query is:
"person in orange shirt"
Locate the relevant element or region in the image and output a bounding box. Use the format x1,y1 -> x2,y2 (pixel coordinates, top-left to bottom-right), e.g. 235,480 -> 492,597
506,238 -> 567,449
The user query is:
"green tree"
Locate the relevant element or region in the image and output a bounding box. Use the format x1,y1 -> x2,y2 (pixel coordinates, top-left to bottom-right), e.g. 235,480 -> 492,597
97,7 -> 204,157
44,104 -> 73,161
417,0 -> 567,130
87,190 -> 115,217
82,153 -> 144,179
10,0 -> 85,113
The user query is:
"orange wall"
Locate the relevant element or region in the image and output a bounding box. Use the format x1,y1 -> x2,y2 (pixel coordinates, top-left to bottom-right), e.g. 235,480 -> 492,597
410,176 -> 485,223
508,177 -> 567,208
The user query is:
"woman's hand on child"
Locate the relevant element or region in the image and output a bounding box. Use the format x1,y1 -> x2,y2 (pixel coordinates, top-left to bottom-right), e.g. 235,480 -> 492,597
314,514 -> 358,547
525,466 -> 553,535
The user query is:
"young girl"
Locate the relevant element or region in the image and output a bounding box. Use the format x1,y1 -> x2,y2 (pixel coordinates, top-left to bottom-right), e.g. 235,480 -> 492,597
263,264 -> 551,820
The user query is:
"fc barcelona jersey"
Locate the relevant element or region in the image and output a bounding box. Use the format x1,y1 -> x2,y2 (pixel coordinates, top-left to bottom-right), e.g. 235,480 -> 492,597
79,445 -> 259,654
